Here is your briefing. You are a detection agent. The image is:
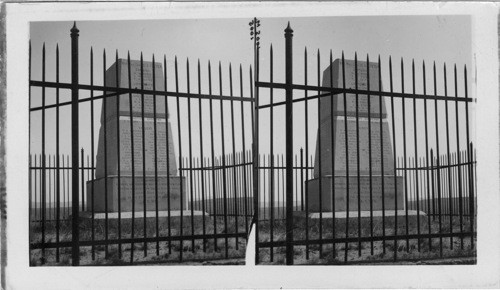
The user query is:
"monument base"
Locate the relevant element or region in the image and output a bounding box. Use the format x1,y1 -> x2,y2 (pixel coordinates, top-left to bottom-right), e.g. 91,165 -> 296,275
86,175 -> 185,213
308,210 -> 426,219
80,210 -> 209,219
306,175 -> 404,212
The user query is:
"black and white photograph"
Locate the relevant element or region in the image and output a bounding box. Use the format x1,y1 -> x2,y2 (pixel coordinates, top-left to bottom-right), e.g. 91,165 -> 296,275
3,1 -> 500,289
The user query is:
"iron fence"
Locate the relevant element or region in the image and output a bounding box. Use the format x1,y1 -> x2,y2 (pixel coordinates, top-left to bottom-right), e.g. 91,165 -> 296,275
28,20 -> 477,267
254,23 -> 476,265
29,23 -> 254,265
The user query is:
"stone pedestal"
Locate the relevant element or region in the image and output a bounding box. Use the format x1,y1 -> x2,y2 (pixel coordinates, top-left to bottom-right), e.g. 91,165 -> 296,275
306,176 -> 404,212
87,175 -> 185,212
307,59 -> 404,213
86,59 -> 185,213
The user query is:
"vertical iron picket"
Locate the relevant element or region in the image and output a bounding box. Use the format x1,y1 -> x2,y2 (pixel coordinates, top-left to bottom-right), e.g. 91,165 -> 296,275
304,48 -> 309,260
367,54 -> 374,255
198,60 -> 207,251
55,44 -> 61,262
378,55 -> 386,254
443,64 -> 454,250
284,22 -> 294,266
454,65 -> 464,249
219,62 -> 229,258
103,50 -> 109,259
317,49 -> 323,259
389,57 -> 398,261
341,52 -> 350,262
329,50 -> 336,258
401,58 -> 409,252
229,64 -> 239,250
186,58 -> 195,252
41,43 -> 46,263
433,62 -> 443,257
269,45 -> 275,262
239,64 -> 249,235
412,60 -> 420,251
152,54 -> 159,256
70,23 -> 80,266
355,53 -> 361,256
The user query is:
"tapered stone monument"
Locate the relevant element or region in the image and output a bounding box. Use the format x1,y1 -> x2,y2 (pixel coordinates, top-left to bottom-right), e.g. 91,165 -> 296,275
87,59 -> 185,213
306,59 -> 404,212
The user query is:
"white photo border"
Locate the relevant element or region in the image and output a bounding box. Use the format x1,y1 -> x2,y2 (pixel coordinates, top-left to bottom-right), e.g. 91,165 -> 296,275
4,2 -> 500,289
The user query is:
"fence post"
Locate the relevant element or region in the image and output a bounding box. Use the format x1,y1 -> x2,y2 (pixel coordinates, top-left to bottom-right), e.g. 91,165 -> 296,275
284,22 -> 294,265
70,22 -> 80,266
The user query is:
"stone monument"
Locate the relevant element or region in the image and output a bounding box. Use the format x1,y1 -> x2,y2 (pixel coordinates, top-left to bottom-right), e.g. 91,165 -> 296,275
306,59 -> 404,212
87,59 -> 185,213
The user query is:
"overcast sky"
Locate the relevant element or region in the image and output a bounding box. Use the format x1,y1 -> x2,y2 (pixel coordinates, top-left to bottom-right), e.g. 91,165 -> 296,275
29,16 -> 474,164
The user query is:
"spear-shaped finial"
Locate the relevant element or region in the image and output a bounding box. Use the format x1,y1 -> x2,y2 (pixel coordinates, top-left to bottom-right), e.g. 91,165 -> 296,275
70,21 -> 79,36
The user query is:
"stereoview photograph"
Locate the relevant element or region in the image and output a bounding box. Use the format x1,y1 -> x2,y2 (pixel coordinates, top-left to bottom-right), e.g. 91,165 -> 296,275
28,15 -> 476,266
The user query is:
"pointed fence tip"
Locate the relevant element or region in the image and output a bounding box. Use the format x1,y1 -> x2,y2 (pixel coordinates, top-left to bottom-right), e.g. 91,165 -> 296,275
71,21 -> 79,34
285,21 -> 293,33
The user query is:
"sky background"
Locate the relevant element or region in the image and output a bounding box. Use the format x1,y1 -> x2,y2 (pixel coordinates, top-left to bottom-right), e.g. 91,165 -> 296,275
29,16 -> 474,166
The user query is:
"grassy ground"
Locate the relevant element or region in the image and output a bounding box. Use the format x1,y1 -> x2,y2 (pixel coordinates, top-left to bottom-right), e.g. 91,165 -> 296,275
30,215 -> 251,266
257,214 -> 476,265
30,212 -> 476,265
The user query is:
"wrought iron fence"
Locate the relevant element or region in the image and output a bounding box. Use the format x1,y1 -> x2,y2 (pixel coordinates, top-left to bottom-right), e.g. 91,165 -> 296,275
29,23 -> 255,265
29,20 -> 477,267
253,23 -> 476,265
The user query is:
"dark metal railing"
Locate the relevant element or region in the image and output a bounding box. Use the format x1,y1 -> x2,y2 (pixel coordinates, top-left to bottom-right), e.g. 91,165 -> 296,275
254,23 -> 476,265
29,23 -> 254,266
29,20 -> 477,267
